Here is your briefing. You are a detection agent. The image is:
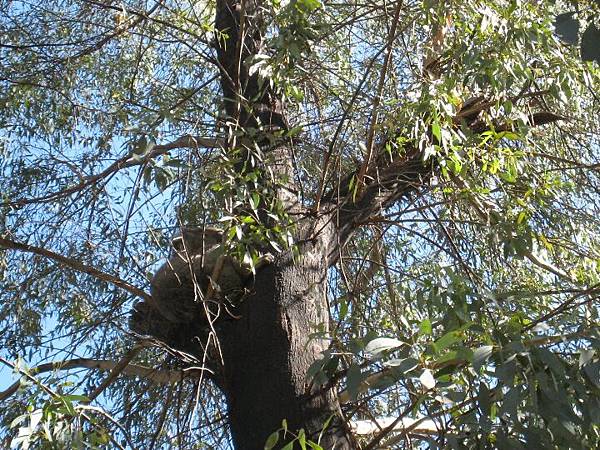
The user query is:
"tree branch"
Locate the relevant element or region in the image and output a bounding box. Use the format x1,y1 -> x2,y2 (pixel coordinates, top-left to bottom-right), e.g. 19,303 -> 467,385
326,103 -> 565,257
0,236 -> 152,302
3,135 -> 222,208
356,0 -> 404,189
87,344 -> 144,401
0,356 -> 207,402
351,417 -> 445,437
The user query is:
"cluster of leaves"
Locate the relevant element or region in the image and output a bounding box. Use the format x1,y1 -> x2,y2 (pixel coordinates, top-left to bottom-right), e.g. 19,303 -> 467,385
264,419 -> 332,450
10,394 -> 111,450
5,370 -> 111,450
247,0 -> 325,102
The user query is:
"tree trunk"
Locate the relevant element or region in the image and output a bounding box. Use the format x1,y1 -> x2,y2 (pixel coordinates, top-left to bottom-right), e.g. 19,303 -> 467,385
130,0 -> 430,442
218,221 -> 353,448
134,1 -> 357,446
130,223 -> 356,447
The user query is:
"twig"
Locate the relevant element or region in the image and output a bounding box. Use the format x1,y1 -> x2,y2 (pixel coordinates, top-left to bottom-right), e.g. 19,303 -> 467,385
356,0 -> 404,189
3,135 -> 222,208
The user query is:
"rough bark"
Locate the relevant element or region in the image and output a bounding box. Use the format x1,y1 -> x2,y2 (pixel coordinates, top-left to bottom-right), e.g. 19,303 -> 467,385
130,223 -> 355,447
217,221 -> 353,448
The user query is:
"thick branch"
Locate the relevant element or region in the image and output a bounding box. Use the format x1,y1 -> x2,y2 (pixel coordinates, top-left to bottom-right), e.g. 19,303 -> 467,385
325,105 -> 565,253
351,417 -> 445,437
215,0 -> 286,130
333,144 -> 433,250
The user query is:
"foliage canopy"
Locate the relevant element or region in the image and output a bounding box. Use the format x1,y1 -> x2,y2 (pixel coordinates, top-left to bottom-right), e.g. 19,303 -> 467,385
1,0 -> 599,448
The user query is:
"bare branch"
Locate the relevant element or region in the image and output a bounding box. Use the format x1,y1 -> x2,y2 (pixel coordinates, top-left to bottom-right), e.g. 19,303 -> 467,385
0,355 -> 207,402
351,417 -> 444,437
0,236 -> 151,301
87,344 -> 144,401
3,135 -> 222,208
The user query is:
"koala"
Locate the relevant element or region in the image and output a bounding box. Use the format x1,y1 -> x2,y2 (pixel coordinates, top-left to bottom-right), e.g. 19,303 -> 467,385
130,226 -> 274,355
147,226 -> 272,323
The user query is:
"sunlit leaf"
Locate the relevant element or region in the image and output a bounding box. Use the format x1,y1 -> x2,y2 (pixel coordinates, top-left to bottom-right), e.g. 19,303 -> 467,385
420,369 -> 436,389
264,431 -> 279,450
473,345 -> 494,372
364,337 -> 405,357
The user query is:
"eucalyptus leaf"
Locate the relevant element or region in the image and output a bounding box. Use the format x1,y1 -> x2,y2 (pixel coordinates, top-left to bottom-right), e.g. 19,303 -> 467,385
472,345 -> 493,372
583,361 -> 600,388
385,357 -> 419,375
420,369 -> 436,389
345,364 -> 366,401
578,349 -> 595,368
2,0 -> 600,447
364,337 -> 405,358
264,431 -> 279,450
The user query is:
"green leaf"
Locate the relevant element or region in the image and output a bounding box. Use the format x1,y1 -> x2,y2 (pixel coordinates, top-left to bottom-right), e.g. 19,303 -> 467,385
420,369 -> 436,389
498,131 -> 520,141
478,382 -> 492,416
250,192 -> 261,210
499,386 -> 522,418
59,397 -> 76,416
296,0 -> 322,13
385,357 -> 419,375
264,430 -> 280,450
345,364 -> 365,401
431,122 -> 442,143
584,361 -> 600,388
338,298 -> 348,319
535,348 -> 566,378
286,125 -> 304,136
473,345 -> 493,372
419,319 -> 432,335
579,349 -> 595,368
432,330 -> 464,353
9,414 -> 28,429
305,354 -> 328,382
364,337 -> 404,357
298,429 -> 306,450
316,414 -> 333,446
281,441 -> 295,450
